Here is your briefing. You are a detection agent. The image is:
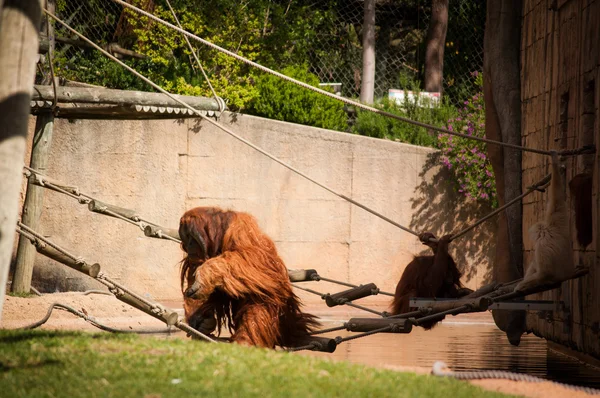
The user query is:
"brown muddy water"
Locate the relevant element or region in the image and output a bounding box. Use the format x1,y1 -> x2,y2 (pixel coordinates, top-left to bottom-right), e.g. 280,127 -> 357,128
299,317 -> 600,390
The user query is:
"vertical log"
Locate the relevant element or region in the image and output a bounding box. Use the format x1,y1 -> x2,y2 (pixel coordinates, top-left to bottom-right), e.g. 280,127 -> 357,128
0,0 -> 42,321
423,0 -> 449,93
360,0 -> 376,104
484,0 -> 526,346
12,111 -> 54,293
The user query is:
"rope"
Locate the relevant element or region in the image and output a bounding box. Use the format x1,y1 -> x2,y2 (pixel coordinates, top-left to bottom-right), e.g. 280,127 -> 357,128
110,0 -> 596,158
17,221 -> 81,262
163,0 -> 222,111
15,223 -> 216,343
24,166 -> 172,238
449,173 -> 551,242
14,302 -> 174,334
432,361 -> 600,395
24,166 -> 95,204
43,8 -> 422,238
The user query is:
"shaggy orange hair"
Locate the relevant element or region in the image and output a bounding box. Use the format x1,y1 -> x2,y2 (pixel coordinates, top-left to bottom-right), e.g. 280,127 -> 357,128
180,207 -> 319,348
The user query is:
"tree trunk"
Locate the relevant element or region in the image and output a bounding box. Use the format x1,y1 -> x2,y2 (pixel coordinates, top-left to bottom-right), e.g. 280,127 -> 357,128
12,111 -> 54,293
484,0 -> 525,346
360,0 -> 376,104
423,0 -> 448,93
0,0 -> 42,321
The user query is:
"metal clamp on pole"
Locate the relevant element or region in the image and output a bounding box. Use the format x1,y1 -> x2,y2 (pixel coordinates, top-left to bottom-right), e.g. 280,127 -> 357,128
324,283 -> 379,307
287,269 -> 319,282
298,336 -> 337,353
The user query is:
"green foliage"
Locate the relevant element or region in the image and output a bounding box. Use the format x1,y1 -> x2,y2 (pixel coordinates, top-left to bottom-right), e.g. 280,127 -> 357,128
248,65 -> 348,131
438,72 -> 497,207
442,0 -> 486,103
53,0 -> 340,111
352,95 -> 457,147
0,330 -> 511,397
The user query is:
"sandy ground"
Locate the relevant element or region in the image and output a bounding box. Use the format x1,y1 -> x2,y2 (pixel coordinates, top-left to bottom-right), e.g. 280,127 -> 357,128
2,292 -> 598,398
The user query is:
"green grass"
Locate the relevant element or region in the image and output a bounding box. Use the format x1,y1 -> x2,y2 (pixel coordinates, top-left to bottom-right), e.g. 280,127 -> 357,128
0,330 -> 512,398
6,292 -> 35,298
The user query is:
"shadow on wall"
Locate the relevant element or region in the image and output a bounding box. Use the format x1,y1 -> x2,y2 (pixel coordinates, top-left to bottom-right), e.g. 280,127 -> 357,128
408,152 -> 496,285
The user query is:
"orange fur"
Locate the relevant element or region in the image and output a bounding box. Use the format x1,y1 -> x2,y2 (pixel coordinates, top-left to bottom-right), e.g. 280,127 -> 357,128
180,207 -> 319,348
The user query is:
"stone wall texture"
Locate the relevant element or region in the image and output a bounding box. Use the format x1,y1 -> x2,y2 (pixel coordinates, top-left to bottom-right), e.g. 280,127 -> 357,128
20,112 -> 495,306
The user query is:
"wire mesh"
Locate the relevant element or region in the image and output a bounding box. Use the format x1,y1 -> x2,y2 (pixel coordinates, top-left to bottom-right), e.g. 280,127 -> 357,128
48,0 -> 484,107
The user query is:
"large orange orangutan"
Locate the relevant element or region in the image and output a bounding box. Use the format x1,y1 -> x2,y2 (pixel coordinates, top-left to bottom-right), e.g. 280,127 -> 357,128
179,207 -> 319,348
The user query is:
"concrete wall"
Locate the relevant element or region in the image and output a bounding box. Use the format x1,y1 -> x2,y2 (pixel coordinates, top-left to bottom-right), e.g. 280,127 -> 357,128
20,112 -> 495,305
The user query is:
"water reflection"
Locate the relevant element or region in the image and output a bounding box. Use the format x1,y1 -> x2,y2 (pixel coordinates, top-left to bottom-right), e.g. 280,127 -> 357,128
300,320 -> 600,389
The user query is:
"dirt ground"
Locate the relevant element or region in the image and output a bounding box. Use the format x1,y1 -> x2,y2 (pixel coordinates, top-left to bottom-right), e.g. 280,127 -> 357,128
2,292 -> 598,398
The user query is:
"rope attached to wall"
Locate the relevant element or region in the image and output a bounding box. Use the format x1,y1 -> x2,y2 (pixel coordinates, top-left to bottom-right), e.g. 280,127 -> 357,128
110,0 -> 595,158
15,223 -> 216,343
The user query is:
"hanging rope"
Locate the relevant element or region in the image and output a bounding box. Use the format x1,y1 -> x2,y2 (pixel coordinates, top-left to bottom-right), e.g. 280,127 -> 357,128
163,0 -> 224,112
110,0 -> 595,158
15,302 -> 174,334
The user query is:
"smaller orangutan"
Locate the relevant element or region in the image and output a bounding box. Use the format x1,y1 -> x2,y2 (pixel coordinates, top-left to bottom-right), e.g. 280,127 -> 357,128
390,232 -> 472,329
179,207 -> 319,348
514,152 -> 574,292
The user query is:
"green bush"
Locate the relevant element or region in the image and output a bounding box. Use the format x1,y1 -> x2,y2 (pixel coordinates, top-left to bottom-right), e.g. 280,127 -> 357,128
438,72 -> 497,207
248,65 -> 348,131
352,95 -> 457,147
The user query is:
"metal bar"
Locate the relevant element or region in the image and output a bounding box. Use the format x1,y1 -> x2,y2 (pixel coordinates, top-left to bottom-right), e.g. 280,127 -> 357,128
411,298 -> 559,311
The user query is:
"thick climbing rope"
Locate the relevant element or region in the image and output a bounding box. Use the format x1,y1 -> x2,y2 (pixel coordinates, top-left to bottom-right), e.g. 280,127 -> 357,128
23,167 -> 171,239
15,224 -> 216,343
15,302 -> 174,334
110,0 -> 595,158
163,0 -> 223,111
432,361 -> 600,395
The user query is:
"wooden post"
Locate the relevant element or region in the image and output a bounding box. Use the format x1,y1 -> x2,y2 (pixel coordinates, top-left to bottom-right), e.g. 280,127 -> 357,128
12,111 -> 54,293
360,0 -> 376,104
0,0 -> 42,321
